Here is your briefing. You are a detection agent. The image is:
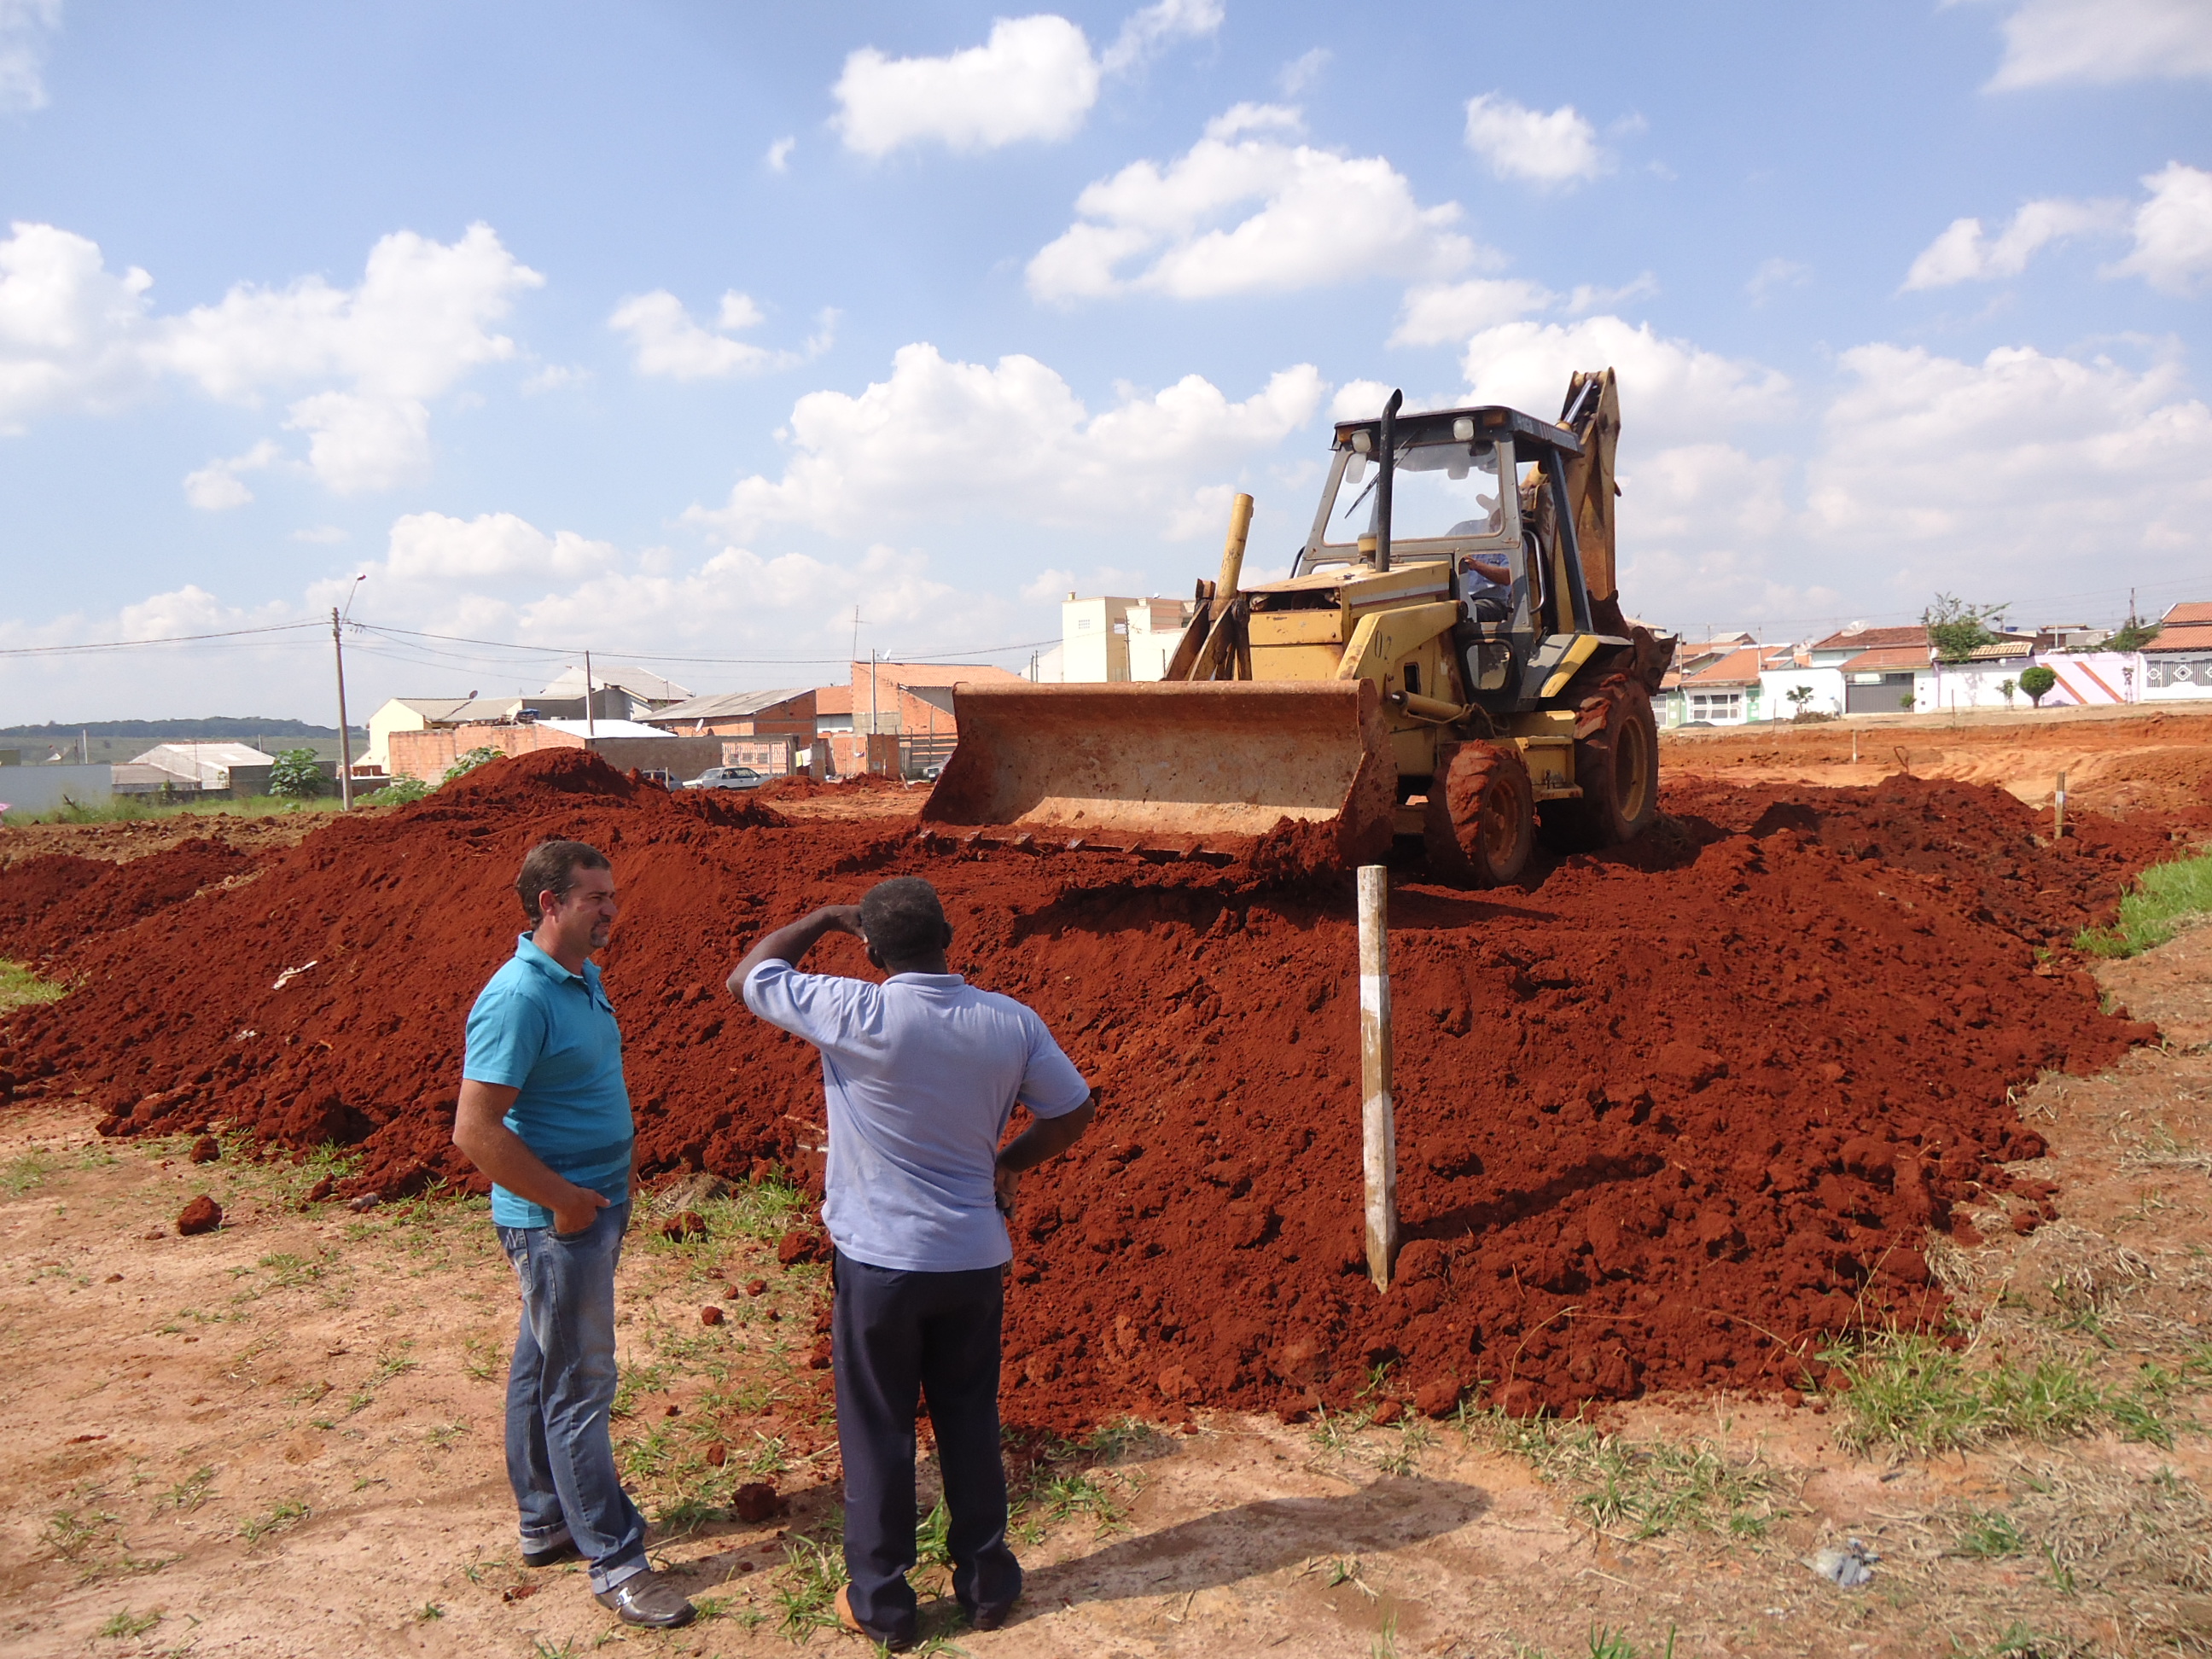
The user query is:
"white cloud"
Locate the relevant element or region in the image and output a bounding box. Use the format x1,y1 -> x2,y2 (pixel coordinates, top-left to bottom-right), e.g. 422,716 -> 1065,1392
1745,258 -> 1811,304
2104,161 -> 2212,295
831,5 -> 1222,158
765,136 -> 795,172
1028,107 -> 1475,302
1462,93 -> 1610,189
1565,272 -> 1659,314
1390,277 -> 1553,346
0,220 -> 539,489
1901,196 -> 2125,288
154,223 -> 540,403
1985,0 -> 2212,90
292,525 -> 348,544
1278,47 -> 1329,96
0,221 -> 154,428
377,510 -> 620,585
609,289 -> 830,380
694,342 -> 1325,540
1805,340 -> 2212,597
1100,0 -> 1221,73
0,0 -> 61,114
1328,380 -> 1397,422
183,439 -> 280,510
832,15 -> 1102,156
284,392 -> 430,493
1459,314 -> 1793,445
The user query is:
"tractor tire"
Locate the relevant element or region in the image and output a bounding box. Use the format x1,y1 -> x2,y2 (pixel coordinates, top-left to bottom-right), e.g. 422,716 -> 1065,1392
1539,678 -> 1659,851
1424,740 -> 1536,887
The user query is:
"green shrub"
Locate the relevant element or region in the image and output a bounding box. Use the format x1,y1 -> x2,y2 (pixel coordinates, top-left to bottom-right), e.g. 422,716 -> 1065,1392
2019,665 -> 2057,707
441,746 -> 504,784
361,776 -> 432,806
269,748 -> 325,798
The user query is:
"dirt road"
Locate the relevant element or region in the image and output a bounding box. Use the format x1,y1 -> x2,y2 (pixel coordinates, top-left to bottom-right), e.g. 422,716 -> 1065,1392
1662,701 -> 2212,821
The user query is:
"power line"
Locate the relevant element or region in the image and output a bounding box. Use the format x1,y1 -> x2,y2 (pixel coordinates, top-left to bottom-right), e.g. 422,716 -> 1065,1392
0,619 -> 326,659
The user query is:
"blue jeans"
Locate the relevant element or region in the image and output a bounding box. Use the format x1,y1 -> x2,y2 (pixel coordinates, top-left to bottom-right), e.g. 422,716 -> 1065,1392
498,1202 -> 648,1593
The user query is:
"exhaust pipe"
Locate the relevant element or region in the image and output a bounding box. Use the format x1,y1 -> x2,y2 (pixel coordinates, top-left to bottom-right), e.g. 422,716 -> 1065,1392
1374,387 -> 1403,572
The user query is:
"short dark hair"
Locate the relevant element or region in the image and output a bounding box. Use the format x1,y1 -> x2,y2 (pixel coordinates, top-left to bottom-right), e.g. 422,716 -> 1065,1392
516,839 -> 611,925
860,876 -> 946,964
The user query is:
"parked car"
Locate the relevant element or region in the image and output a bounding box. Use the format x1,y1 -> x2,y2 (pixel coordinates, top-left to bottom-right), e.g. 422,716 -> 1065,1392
637,768 -> 679,789
686,765 -> 766,791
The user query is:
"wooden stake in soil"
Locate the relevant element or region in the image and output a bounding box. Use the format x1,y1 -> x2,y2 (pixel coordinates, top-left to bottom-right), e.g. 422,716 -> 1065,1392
2054,769 -> 2067,840
1358,864 -> 1398,1291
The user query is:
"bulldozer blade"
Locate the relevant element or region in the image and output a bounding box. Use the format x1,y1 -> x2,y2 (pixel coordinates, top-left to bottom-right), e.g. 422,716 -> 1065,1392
921,679 -> 1398,865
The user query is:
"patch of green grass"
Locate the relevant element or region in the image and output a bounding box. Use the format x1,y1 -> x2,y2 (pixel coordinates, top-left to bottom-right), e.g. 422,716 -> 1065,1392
154,1468 -> 214,1514
2,1147 -> 58,1197
414,1602 -> 445,1621
772,1522 -> 847,1638
2076,847 -> 2212,958
96,1607 -> 162,1639
238,1500 -> 309,1545
0,958 -> 66,1014
25,794 -> 343,825
1954,1508 -> 2026,1557
1457,1408 -> 1790,1541
1820,1330 -> 2195,1453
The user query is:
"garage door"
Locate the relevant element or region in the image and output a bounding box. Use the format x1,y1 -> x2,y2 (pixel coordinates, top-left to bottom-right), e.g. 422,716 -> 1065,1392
1844,673 -> 1915,713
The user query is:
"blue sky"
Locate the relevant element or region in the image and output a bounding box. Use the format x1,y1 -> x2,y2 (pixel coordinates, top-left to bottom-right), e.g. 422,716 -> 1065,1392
3,0 -> 2208,720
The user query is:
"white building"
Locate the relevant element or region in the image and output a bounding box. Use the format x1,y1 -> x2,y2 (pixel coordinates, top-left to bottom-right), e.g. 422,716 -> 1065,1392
1041,595 -> 1192,683
125,742 -> 275,789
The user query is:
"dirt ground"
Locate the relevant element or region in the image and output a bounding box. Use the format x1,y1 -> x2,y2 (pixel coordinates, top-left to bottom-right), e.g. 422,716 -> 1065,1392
1662,701 -> 2212,821
3,911 -> 2209,1659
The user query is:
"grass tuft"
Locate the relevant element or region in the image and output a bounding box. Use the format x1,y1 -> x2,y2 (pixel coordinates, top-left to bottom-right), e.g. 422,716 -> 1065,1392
2075,847 -> 2212,958
1457,1406 -> 1790,1541
0,959 -> 66,1014
1819,1330 -> 2193,1452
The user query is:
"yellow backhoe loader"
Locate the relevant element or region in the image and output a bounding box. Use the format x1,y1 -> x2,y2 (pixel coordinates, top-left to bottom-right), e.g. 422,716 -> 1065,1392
921,370 -> 1674,883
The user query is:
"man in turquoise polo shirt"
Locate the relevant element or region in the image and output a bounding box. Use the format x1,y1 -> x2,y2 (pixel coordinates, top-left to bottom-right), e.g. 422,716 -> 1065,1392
452,838 -> 695,1631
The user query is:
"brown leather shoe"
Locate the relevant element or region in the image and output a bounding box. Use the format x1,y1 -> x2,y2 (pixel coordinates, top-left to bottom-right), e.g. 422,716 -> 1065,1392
595,1570 -> 696,1628
835,1585 -> 914,1652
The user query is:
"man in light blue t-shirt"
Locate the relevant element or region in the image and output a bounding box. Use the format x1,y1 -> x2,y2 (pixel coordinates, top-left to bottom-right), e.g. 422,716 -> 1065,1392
734,876 -> 1095,1652
453,839 -> 695,1632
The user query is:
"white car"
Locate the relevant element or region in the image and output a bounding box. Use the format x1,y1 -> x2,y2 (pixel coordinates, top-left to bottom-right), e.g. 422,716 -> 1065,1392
686,765 -> 766,791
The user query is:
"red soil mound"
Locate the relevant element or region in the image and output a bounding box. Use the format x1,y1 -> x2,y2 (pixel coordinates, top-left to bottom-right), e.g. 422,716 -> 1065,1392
0,838 -> 257,960
0,750 -> 2163,1429
754,773 -> 910,803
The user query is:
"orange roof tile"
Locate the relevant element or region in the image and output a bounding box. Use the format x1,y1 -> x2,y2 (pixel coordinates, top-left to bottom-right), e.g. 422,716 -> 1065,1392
2144,621 -> 2212,652
1839,644 -> 1930,672
814,684 -> 853,714
2158,601 -> 2212,626
1679,645 -> 1765,685
1811,625 -> 1929,652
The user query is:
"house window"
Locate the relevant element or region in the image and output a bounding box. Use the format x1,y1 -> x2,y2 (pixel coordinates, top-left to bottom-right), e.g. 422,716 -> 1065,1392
1690,691 -> 1743,720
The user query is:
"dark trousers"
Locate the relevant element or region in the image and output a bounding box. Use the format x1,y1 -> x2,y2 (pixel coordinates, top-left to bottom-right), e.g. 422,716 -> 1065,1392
832,1249 -> 1021,1644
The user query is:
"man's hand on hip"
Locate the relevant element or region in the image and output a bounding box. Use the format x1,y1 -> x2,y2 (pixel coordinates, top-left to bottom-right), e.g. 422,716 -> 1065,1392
992,1162 -> 1022,1218
552,1185 -> 612,1236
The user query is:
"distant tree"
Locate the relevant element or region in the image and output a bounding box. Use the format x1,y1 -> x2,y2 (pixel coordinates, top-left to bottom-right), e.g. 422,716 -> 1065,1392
2019,665 -> 2058,707
1786,685 -> 1815,715
2104,619 -> 2163,652
441,746 -> 505,784
1998,677 -> 2017,707
268,748 -> 323,798
1922,592 -> 2010,664
1899,691 -> 1918,712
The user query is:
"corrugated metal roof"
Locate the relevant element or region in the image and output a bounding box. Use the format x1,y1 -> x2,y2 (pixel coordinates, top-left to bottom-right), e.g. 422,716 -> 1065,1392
649,689 -> 810,724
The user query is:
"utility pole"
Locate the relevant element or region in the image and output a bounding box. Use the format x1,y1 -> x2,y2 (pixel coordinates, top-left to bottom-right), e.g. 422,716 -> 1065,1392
330,607 -> 355,810
584,649 -> 596,740
869,649 -> 880,773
